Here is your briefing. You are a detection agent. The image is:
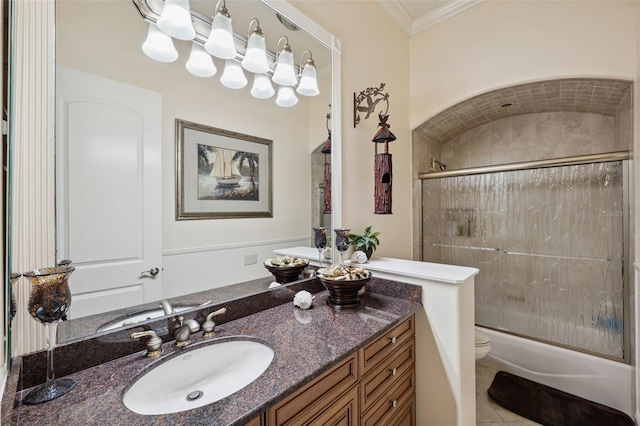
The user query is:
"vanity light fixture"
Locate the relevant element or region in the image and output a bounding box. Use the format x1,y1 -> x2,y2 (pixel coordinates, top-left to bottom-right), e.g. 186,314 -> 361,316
250,73 -> 275,99
142,22 -> 179,63
186,43 -> 217,78
241,19 -> 269,74
204,0 -> 237,59
271,37 -> 297,87
156,0 -> 196,41
275,86 -> 298,107
220,59 -> 248,89
296,51 -> 319,96
134,0 -> 320,107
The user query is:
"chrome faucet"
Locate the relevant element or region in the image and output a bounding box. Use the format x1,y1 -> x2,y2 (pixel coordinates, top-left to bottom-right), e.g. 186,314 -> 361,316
159,300 -> 175,316
131,330 -> 163,357
174,316 -> 200,348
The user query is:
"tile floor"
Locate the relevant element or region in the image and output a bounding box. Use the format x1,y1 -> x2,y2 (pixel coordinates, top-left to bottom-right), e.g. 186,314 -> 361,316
476,363 -> 542,425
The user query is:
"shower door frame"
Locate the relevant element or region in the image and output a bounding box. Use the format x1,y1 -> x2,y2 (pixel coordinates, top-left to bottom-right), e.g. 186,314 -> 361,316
418,151 -> 632,363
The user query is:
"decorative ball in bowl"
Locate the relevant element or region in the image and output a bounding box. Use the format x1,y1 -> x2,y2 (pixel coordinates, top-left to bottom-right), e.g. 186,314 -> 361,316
316,264 -> 372,309
264,256 -> 309,284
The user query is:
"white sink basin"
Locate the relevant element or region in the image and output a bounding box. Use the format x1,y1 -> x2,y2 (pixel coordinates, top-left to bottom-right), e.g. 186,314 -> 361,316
123,340 -> 274,415
97,305 -> 198,332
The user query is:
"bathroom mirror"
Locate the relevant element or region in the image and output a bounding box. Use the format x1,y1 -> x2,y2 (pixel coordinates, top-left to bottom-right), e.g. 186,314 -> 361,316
9,0 -> 341,352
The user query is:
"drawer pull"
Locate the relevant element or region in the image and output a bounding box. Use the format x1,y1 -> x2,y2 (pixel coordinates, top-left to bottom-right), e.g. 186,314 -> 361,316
391,368 -> 397,376
390,336 -> 397,344
391,400 -> 398,408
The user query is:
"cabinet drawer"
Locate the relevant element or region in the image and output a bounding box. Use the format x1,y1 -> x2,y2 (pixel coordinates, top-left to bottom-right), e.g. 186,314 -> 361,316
360,338 -> 415,414
246,414 -> 264,426
307,385 -> 358,426
393,394 -> 416,426
361,367 -> 415,426
359,316 -> 414,376
268,354 -> 358,426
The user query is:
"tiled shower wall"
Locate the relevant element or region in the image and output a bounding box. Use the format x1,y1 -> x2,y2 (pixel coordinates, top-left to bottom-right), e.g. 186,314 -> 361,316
439,112 -> 615,170
614,87 -> 633,152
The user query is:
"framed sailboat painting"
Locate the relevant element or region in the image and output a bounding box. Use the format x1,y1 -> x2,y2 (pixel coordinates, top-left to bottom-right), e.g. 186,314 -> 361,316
176,119 -> 273,219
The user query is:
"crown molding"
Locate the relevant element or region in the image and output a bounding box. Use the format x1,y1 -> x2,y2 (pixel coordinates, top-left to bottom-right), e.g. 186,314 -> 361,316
376,0 -> 413,35
411,0 -> 481,35
377,0 -> 481,36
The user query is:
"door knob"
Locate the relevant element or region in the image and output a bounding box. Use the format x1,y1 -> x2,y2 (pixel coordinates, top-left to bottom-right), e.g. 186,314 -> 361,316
141,267 -> 160,276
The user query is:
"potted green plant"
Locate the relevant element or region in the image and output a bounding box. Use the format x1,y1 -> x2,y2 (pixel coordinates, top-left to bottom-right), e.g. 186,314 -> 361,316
348,226 -> 381,259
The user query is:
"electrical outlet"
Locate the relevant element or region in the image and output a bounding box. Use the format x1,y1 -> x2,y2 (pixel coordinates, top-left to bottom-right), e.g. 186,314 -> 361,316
244,253 -> 257,266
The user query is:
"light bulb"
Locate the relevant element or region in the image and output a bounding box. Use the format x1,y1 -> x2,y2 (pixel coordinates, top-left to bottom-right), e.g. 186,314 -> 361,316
276,86 -> 298,107
272,49 -> 297,86
220,60 -> 247,89
205,6 -> 237,59
296,62 -> 319,96
142,23 -> 178,63
185,43 -> 217,78
156,0 -> 196,41
241,23 -> 269,74
251,74 -> 275,99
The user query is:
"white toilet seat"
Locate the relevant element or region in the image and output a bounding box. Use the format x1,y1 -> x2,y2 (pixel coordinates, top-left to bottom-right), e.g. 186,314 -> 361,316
475,330 -> 490,346
474,329 -> 491,361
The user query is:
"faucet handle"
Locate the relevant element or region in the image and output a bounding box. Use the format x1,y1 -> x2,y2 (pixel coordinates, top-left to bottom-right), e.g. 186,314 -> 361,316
202,307 -> 227,338
174,316 -> 192,348
131,330 -> 163,357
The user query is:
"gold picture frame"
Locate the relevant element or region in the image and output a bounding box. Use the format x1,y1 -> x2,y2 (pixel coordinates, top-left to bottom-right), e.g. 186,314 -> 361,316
176,119 -> 273,220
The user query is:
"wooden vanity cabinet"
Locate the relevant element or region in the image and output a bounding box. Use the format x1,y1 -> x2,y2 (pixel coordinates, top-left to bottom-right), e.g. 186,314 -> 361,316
359,315 -> 415,426
265,315 -> 415,426
267,353 -> 359,425
247,414 -> 265,426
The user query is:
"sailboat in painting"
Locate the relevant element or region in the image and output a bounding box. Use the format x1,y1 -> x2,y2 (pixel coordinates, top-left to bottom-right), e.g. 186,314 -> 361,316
211,148 -> 241,187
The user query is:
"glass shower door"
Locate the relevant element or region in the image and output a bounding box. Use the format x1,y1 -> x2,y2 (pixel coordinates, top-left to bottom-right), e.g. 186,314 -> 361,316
422,161 -> 625,360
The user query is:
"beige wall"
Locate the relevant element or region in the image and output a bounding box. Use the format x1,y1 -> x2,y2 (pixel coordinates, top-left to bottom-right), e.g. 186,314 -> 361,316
292,1 -> 412,259
409,1 -> 637,130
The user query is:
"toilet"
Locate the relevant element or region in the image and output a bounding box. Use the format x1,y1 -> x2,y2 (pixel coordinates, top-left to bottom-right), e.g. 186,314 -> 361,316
475,329 -> 491,360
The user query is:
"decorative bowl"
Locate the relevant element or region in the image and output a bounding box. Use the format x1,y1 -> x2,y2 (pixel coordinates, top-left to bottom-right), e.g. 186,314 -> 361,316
264,256 -> 309,284
316,264 -> 372,309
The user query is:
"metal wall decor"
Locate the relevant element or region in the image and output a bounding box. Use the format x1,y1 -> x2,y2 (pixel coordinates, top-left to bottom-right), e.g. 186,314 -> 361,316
353,83 -> 389,128
372,112 -> 396,214
354,82 -> 395,214
321,106 -> 332,214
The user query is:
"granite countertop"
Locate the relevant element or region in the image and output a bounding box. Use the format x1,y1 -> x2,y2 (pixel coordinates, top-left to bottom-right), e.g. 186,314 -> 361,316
9,289 -> 421,425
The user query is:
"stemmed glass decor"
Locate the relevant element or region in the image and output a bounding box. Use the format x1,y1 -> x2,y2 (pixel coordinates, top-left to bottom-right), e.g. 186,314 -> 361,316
23,265 -> 76,405
312,227 -> 327,267
334,228 -> 350,265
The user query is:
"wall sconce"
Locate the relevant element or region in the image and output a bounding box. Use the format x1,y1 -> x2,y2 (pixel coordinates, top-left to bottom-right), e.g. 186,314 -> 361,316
156,0 -> 196,40
186,42 -> 217,77
242,19 -> 269,74
372,112 -> 395,214
142,22 -> 178,63
321,106 -> 332,214
354,83 -> 394,214
134,0 -> 320,108
205,0 -> 237,59
297,51 -> 319,96
220,59 -> 247,89
250,73 -> 275,99
353,83 -> 389,128
272,37 -> 297,86
275,86 -> 298,107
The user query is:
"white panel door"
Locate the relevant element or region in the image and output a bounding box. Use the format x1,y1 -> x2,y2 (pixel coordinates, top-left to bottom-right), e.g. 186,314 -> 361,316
56,67 -> 163,318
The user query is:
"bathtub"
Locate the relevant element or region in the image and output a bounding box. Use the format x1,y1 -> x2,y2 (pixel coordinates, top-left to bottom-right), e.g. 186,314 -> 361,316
476,326 -> 634,417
